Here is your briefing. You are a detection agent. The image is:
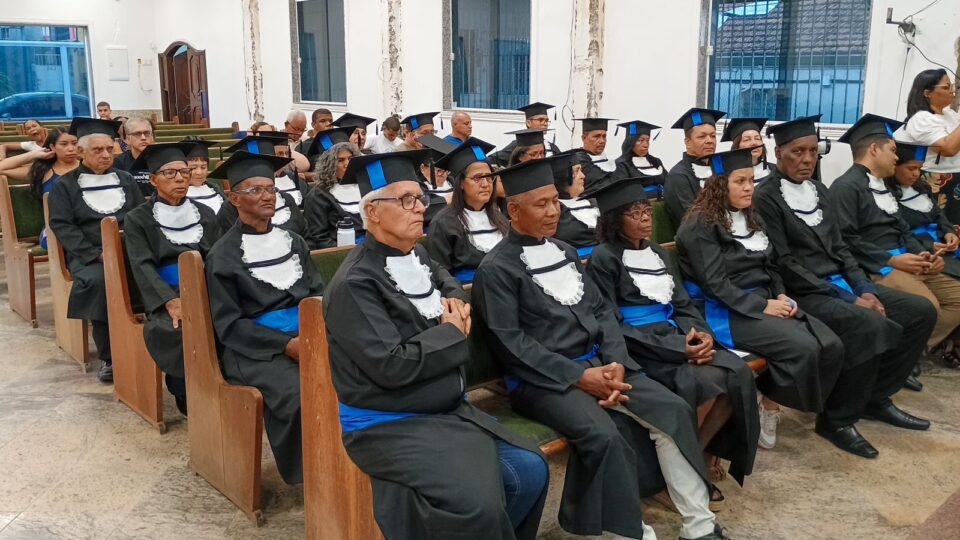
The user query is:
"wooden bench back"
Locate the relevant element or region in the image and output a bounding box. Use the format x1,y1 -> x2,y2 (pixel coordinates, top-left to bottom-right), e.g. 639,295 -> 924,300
1,175 -> 46,326
42,193 -> 89,368
1,175 -> 44,246
652,200 -> 677,244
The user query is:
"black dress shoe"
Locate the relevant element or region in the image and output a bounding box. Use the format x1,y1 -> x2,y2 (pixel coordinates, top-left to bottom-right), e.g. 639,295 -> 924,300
175,395 -> 188,417
863,403 -> 931,430
98,360 -> 113,383
903,375 -> 923,392
815,417 -> 878,459
912,364 -> 921,377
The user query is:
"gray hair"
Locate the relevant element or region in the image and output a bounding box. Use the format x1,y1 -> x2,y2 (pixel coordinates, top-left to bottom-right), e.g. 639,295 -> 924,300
286,110 -> 307,124
359,186 -> 388,229
123,116 -> 152,134
315,142 -> 361,191
77,133 -> 113,150
451,111 -> 470,124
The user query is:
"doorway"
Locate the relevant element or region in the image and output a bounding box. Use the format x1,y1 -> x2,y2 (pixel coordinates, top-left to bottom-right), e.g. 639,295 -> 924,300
158,42 -> 209,126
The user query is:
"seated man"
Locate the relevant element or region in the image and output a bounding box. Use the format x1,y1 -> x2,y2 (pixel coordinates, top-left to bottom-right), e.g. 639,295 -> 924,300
395,112 -> 439,151
573,117 -> 617,191
323,151 -> 548,540
113,116 -> 156,197
48,117 -> 145,382
489,102 -> 562,167
472,156 -> 729,540
125,143 -> 222,416
663,108 -> 727,229
205,150 -> 324,485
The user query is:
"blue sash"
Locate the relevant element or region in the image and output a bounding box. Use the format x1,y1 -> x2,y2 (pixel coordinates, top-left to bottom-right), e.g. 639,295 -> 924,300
618,303 -> 677,328
878,247 -> 907,277
157,263 -> 179,287
505,344 -> 601,393
253,306 -> 300,333
683,281 -> 741,349
454,268 -> 476,283
576,245 -> 596,258
355,232 -> 366,245
912,223 -> 940,242
338,402 -> 419,433
823,274 -> 854,295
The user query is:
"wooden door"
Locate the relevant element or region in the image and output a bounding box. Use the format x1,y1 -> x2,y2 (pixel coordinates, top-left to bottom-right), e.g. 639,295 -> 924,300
158,43 -> 209,125
187,49 -> 209,126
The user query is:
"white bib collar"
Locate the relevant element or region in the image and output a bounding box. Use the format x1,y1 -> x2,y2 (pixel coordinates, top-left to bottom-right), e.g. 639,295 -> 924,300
463,209 -> 503,253
622,247 -> 674,304
899,185 -> 934,213
867,173 -> 899,215
691,162 -> 714,180
384,251 -> 444,319
591,153 -> 617,172
241,227 -> 303,291
187,184 -> 223,214
779,178 -> 823,227
729,210 -> 769,251
521,241 -> 584,306
754,163 -> 772,183
78,173 -> 125,215
632,156 -> 663,175
560,199 -> 600,228
429,183 -> 454,195
275,175 -> 302,206
272,194 -> 292,225
330,183 -> 362,215
153,199 -> 203,245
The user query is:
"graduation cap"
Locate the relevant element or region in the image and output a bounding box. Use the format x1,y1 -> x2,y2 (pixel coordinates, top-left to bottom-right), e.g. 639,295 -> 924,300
549,149 -> 587,185
838,114 -> 904,145
895,141 -> 928,164
720,117 -> 768,142
506,128 -> 550,147
574,117 -> 615,133
208,150 -> 293,188
766,115 -> 822,147
250,130 -> 292,143
704,148 -> 756,176
130,142 -> 193,173
333,112 -> 376,131
180,138 -> 216,160
496,155 -> 575,198
581,176 -> 654,214
68,117 -> 122,139
434,137 -> 496,177
343,150 -> 431,195
226,133 -> 289,155
305,126 -> 357,158
517,102 -> 555,119
671,107 -> 727,130
616,120 -> 660,137
417,134 -> 458,163
401,112 -> 439,130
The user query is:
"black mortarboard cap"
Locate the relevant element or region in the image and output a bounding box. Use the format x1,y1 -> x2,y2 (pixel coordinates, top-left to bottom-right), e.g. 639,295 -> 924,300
720,117 -> 768,142
671,107 -> 726,130
506,128 -> 550,147
581,176 -> 653,214
343,150 -> 431,195
68,117 -> 121,139
895,141 -> 928,163
517,102 -> 554,119
208,151 -> 293,188
305,126 -> 357,158
616,120 -> 660,138
704,148 -> 756,176
838,114 -> 904,145
131,142 -> 192,173
434,137 -> 495,177
497,154 -> 572,198
574,117 -> 615,133
549,149 -> 586,185
180,138 -> 216,159
417,133 -> 458,163
226,133 -> 289,155
400,112 -> 439,130
766,115 -> 822,146
333,112 -> 376,131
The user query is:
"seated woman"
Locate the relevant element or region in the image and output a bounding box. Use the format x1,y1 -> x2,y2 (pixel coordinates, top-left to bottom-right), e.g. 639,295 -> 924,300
124,143 -> 222,415
585,177 -> 759,501
303,139 -> 364,248
551,149 -> 601,258
425,137 -> 506,283
416,134 -> 457,227
722,117 -> 774,186
180,137 -> 226,214
613,120 -> 666,199
676,148 -> 843,416
1,119 -> 46,156
506,128 -> 550,166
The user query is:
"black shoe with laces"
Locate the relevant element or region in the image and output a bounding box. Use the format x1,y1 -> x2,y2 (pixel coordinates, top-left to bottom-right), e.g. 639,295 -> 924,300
98,360 -> 113,383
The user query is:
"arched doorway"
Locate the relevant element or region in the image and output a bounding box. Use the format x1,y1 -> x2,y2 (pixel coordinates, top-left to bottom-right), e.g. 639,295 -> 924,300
158,42 -> 209,126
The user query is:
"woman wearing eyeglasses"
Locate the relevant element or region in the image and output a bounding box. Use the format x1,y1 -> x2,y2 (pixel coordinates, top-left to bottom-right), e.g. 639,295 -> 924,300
900,69 -> 960,223
425,138 -> 507,284
123,143 -> 222,416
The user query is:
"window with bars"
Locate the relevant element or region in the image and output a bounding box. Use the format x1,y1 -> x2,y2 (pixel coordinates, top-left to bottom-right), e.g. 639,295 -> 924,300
450,0 -> 531,110
708,0 -> 871,124
295,0 -> 347,103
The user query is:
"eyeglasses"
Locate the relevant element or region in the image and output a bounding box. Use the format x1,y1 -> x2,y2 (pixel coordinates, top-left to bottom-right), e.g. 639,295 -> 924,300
128,130 -> 154,139
624,207 -> 653,221
155,167 -> 195,180
372,193 -> 430,210
464,174 -> 493,185
234,186 -> 280,197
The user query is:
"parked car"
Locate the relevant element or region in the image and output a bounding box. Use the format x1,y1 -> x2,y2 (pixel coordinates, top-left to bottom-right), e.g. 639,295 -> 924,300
0,92 -> 91,120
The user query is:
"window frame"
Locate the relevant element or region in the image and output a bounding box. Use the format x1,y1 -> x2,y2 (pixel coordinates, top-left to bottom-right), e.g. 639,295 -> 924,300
289,0 -> 348,107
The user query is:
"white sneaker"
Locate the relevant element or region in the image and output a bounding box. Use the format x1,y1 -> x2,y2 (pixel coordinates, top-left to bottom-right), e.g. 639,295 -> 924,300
758,406 -> 781,449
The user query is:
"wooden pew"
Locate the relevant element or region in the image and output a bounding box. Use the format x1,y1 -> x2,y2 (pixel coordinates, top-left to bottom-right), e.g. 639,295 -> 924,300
178,250 -> 265,525
0,175 -> 48,326
100,217 -> 165,432
42,194 -> 90,370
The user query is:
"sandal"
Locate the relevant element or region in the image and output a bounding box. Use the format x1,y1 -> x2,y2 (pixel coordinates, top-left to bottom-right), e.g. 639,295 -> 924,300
709,484 -> 726,513
709,455 -> 727,483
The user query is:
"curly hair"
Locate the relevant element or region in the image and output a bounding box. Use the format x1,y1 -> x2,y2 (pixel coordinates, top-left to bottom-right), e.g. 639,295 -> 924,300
314,142 -> 361,191
685,174 -> 762,233
596,200 -> 649,244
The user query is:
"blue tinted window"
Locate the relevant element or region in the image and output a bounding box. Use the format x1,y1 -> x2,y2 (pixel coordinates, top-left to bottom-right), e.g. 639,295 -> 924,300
297,0 -> 347,103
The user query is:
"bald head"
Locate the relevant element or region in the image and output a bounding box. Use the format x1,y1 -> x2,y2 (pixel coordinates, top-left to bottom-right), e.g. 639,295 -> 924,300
450,111 -> 472,140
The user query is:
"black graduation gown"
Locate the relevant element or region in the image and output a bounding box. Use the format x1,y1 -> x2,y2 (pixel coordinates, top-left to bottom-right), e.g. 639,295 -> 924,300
420,180 -> 449,231
578,152 -> 617,191
323,236 -> 546,540
488,140 -> 562,167
586,239 -> 759,485
205,223 -> 324,484
114,149 -> 154,197
831,164 -> 926,275
124,197 -> 221,377
186,180 -> 227,215
217,192 -> 306,240
424,205 -> 504,280
47,165 -> 146,321
894,182 -> 960,279
676,213 -> 844,412
553,199 -> 599,251
612,154 -> 667,200
664,153 -> 713,229
303,185 -> 364,249
274,171 -> 310,208
472,230 -> 709,539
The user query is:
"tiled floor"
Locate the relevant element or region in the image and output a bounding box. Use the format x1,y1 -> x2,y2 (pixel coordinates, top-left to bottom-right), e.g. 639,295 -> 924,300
1,258 -> 959,539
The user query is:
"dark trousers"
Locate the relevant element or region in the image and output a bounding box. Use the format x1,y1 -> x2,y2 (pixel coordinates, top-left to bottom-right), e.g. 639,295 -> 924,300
91,320 -> 111,362
164,374 -> 187,401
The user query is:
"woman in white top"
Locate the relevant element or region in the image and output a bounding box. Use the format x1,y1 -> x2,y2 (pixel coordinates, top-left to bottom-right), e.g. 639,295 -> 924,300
900,69 -> 960,222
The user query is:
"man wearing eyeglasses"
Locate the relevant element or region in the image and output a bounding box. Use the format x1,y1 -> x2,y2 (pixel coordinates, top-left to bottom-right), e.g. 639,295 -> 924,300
322,150 -> 549,540
204,150 -> 325,486
113,116 -> 157,197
